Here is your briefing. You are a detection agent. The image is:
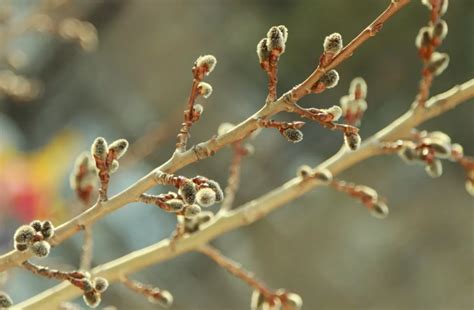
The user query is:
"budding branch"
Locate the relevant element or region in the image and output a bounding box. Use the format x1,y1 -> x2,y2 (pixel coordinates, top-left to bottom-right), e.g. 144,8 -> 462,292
14,79 -> 474,309
1,0 -> 473,307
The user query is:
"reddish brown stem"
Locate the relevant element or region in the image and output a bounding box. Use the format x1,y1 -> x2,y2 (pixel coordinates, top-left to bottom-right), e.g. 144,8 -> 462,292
94,150 -> 116,202
198,245 -> 276,302
329,179 -> 383,210
266,54 -> 279,103
257,118 -> 305,130
414,3 -> 444,109
154,171 -> 190,188
220,142 -> 247,212
138,193 -> 181,212
169,217 -> 186,248
22,261 -> 91,292
290,0 -> 410,101
176,79 -> 201,152
290,103 -> 358,134
120,276 -> 170,303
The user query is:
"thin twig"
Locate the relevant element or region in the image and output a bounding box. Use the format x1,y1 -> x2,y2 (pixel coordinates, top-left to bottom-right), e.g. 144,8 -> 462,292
198,245 -> 274,300
119,275 -> 171,306
22,261 -> 91,292
176,79 -> 201,152
266,54 -> 279,103
290,0 -> 411,101
22,261 -> 72,282
414,4 -> 443,108
220,142 -> 247,213
287,102 -> 358,134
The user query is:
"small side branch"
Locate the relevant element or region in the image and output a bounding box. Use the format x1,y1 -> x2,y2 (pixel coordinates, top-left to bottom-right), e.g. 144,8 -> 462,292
290,0 -> 411,101
220,142 -> 251,213
413,0 -> 449,108
80,226 -> 93,271
329,179 -> 389,218
22,261 -> 109,308
176,55 -> 216,152
120,276 -> 173,308
176,79 -> 200,152
198,245 -> 275,301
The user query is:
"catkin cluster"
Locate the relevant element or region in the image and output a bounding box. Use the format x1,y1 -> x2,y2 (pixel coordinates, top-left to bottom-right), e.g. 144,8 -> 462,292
250,289 -> 302,310
91,137 -> 129,200
416,0 -> 450,75
398,131 -> 465,180
13,220 -> 55,258
340,77 -> 368,126
80,276 -> 109,308
141,173 -> 224,225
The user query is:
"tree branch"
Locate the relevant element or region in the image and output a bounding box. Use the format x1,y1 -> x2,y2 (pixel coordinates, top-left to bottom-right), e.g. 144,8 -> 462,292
15,79 -> 474,309
0,0 -> 412,273
291,0 -> 411,100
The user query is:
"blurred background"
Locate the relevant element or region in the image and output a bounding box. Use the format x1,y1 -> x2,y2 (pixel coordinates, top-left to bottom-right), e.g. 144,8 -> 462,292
0,0 -> 473,309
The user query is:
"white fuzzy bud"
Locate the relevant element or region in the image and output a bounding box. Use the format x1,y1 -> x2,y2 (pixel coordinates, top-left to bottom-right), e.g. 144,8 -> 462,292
165,199 -> 185,212
197,82 -> 213,98
344,132 -> 361,151
91,137 -> 108,160
109,160 -> 120,173
30,241 -> 51,258
184,205 -> 201,218
93,277 -> 109,293
83,291 -> 101,308
415,26 -> 432,49
207,179 -> 224,203
277,25 -> 288,43
349,77 -> 368,99
217,122 -> 235,135
193,104 -> 204,115
465,179 -> 474,196
0,291 -> 13,308
297,165 -> 313,178
266,26 -> 285,54
157,290 -> 174,308
318,70 -> 339,89
195,55 -> 217,74
282,128 -> 303,143
370,201 -> 389,219
14,225 -> 35,244
323,33 -> 343,54
41,220 -> 55,239
450,143 -> 464,161
196,188 -> 217,207
108,139 -> 129,159
256,38 -> 270,63
422,0 -> 449,15
427,52 -> 449,76
313,168 -> 333,184
324,105 -> 343,121
178,180 -> 197,204
285,292 -> 303,310
433,19 -> 448,41
425,159 -> 443,178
